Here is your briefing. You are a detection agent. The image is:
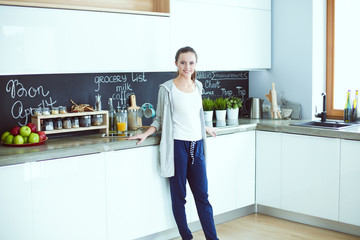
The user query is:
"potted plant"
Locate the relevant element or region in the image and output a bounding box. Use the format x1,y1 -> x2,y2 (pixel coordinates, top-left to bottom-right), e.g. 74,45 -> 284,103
202,97 -> 215,122
214,97 -> 227,121
226,96 -> 242,120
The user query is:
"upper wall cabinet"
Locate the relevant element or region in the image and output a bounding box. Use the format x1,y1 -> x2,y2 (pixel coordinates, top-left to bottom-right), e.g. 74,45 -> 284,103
170,0 -> 271,70
0,5 -> 172,74
177,0 -> 271,10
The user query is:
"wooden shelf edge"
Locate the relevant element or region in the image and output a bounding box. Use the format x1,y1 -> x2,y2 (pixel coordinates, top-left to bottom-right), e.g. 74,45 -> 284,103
44,125 -> 108,135
0,1 -> 170,16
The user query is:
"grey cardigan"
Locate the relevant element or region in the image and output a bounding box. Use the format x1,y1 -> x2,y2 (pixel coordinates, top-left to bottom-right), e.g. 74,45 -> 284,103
150,79 -> 208,177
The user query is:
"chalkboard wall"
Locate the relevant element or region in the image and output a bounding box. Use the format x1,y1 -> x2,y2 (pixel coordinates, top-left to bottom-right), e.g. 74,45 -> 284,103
0,71 -> 248,133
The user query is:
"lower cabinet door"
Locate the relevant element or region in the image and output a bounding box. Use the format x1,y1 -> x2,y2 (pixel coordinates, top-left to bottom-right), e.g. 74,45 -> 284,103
281,134 -> 340,221
256,131 -> 282,208
0,163 -> 33,240
339,139 -> 360,226
31,153 -> 107,240
204,131 -> 255,218
105,146 -> 175,240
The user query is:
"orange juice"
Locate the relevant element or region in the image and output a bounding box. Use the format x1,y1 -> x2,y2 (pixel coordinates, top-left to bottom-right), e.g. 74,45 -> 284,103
117,122 -> 126,132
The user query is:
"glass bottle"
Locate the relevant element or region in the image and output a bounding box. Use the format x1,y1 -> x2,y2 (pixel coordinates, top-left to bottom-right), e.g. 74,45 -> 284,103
352,90 -> 358,122
95,94 -> 102,111
344,90 -> 352,122
108,98 -> 117,133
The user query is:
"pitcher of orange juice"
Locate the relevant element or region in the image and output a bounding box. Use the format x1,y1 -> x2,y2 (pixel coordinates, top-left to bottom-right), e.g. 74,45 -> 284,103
116,109 -> 127,133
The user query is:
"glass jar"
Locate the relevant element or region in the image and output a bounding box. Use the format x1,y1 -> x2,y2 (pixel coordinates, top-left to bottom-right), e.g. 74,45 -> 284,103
42,107 -> 50,115
59,106 -> 68,114
127,109 -> 138,131
54,118 -> 63,130
51,106 -> 59,115
32,107 -> 42,116
44,119 -> 54,131
80,116 -> 91,127
71,117 -> 79,128
91,115 -> 103,126
63,118 -> 72,129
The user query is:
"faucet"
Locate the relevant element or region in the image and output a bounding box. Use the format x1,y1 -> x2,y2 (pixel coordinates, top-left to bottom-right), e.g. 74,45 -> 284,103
315,93 -> 327,122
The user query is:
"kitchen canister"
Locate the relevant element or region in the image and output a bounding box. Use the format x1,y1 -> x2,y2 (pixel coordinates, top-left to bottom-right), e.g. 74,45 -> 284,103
250,98 -> 264,119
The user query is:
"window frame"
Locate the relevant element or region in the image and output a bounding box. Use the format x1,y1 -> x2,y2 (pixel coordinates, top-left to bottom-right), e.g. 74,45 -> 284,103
326,0 -> 343,119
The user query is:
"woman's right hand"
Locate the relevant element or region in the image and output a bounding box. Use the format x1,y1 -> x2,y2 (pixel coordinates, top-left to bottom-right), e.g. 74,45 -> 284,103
126,126 -> 157,145
127,133 -> 148,145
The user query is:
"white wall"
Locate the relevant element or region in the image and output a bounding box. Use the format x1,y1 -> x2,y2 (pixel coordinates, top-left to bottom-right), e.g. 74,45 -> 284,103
250,0 -> 326,120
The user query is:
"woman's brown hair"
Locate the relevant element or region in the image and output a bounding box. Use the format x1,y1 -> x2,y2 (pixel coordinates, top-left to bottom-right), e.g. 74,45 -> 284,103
175,46 -> 198,82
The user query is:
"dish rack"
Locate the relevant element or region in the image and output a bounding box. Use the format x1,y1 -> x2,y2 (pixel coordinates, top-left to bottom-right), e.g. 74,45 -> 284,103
31,111 -> 109,135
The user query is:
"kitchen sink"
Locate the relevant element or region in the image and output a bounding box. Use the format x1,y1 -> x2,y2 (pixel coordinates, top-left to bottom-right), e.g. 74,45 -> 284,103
290,121 -> 355,129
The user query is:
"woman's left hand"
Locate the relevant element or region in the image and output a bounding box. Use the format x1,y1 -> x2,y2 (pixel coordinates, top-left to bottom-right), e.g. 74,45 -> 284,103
205,126 -> 217,137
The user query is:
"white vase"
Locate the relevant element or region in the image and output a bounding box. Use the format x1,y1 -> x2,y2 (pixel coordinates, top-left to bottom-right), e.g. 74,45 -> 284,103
215,110 -> 227,121
204,110 -> 214,122
227,108 -> 239,120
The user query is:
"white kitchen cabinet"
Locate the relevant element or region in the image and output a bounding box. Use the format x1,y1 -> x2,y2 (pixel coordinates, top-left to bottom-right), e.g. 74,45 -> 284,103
281,134 -> 340,221
339,139 -> 360,226
31,153 -> 107,240
0,6 -> 172,74
178,0 -> 271,10
203,131 -> 255,218
170,0 -> 271,70
256,131 -> 282,208
0,163 -> 33,240
105,146 -> 175,240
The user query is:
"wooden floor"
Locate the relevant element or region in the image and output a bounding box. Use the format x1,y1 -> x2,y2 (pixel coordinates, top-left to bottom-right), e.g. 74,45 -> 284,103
172,214 -> 360,240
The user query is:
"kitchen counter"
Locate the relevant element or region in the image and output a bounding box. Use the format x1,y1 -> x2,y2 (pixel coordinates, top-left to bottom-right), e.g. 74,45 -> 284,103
1,118 -> 360,167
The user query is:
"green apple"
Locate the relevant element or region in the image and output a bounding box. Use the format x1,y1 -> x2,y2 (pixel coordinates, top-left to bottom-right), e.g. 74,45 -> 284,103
1,131 -> 10,142
28,133 -> 40,143
20,126 -> 31,137
23,136 -> 29,143
13,135 -> 24,145
5,135 -> 14,144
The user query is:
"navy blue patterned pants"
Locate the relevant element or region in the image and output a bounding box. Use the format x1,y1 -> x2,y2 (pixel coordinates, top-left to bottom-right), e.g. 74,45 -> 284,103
169,139 -> 219,240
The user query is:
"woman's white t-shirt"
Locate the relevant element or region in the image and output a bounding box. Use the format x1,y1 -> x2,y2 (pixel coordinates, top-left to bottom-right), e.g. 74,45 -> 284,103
171,83 -> 202,141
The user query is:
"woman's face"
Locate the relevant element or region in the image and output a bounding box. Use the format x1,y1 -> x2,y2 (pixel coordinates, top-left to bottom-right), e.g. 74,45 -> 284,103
175,52 -> 197,79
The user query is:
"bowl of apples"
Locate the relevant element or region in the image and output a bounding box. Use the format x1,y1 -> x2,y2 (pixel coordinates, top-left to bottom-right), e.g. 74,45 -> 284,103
1,123 -> 47,147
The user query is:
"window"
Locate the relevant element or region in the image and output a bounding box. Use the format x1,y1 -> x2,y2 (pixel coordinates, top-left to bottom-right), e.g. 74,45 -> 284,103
326,0 -> 360,119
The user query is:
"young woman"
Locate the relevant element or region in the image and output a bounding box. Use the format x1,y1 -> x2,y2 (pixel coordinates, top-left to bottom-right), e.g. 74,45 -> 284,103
128,46 -> 219,240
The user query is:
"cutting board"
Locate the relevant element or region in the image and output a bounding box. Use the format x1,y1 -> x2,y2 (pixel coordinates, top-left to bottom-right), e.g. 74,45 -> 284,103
128,94 -> 142,127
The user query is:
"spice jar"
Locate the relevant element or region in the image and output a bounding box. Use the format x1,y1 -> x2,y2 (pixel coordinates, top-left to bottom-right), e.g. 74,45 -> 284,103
80,116 -> 91,127
32,107 -> 42,116
51,106 -> 59,115
42,107 -> 50,115
44,119 -> 54,131
59,106 -> 68,114
91,115 -> 103,126
127,109 -> 139,131
71,117 -> 79,128
63,118 -> 72,129
54,118 -> 62,130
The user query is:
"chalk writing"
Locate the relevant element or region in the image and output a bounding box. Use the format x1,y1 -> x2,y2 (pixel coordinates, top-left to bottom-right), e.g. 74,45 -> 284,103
6,79 -> 49,99
94,74 -> 128,92
205,80 -> 221,89
132,72 -> 147,82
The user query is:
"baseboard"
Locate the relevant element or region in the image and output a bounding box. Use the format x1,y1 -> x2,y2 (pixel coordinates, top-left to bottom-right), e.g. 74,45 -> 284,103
257,205 -> 360,237
136,204 -> 256,240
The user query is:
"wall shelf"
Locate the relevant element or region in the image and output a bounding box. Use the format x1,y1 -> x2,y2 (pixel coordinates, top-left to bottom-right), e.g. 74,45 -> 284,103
31,111 -> 109,135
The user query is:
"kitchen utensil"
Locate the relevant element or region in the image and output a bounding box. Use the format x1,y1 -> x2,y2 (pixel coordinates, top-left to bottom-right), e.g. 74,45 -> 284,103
141,103 -> 156,118
271,83 -> 282,119
128,95 -> 142,127
250,98 -> 264,119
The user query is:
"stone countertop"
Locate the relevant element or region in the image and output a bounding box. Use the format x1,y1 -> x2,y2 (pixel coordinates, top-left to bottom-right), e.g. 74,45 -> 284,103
1,118 -> 360,167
